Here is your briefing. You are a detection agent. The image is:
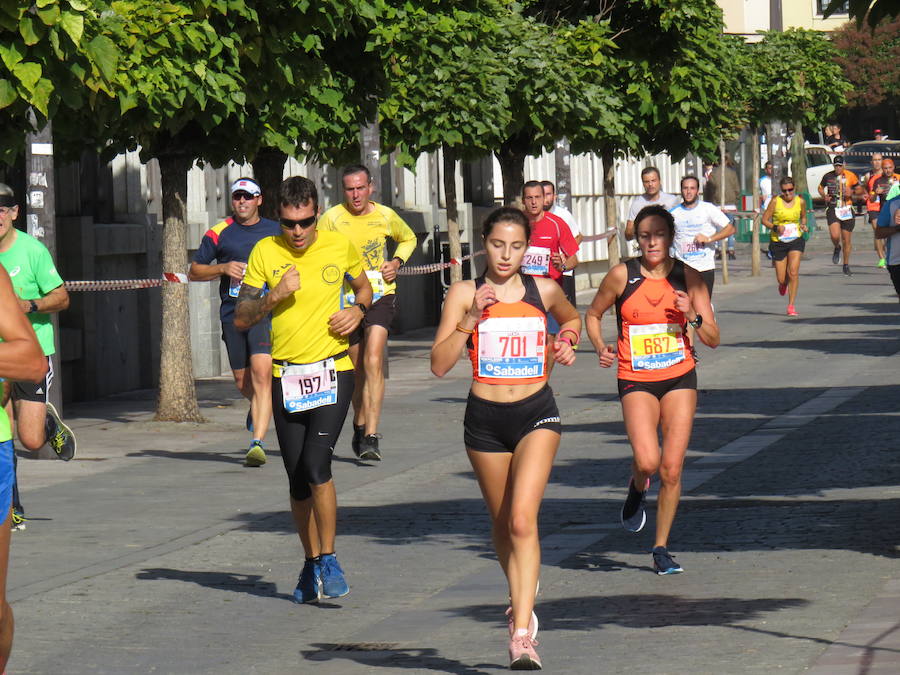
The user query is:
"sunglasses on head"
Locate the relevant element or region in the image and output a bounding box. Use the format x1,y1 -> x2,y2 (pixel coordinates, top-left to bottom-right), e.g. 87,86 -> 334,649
232,191 -> 258,201
280,216 -> 317,229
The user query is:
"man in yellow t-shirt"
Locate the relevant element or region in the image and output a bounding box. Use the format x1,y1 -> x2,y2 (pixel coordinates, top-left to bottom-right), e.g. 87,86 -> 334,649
318,165 -> 418,461
235,176 -> 372,604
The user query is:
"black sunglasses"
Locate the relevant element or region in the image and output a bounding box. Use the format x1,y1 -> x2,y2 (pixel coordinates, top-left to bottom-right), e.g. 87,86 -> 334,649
280,216 -> 317,229
782,187 -> 795,193
232,191 -> 258,201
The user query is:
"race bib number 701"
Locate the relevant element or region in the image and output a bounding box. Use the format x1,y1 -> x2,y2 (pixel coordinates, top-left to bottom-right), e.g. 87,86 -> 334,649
477,316 -> 546,379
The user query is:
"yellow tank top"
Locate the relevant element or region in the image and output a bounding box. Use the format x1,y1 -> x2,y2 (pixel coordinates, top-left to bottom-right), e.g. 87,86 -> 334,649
771,196 -> 803,243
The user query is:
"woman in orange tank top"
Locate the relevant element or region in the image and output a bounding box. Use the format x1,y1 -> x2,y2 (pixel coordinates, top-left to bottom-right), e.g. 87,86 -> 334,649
431,207 -> 580,670
585,205 -> 719,575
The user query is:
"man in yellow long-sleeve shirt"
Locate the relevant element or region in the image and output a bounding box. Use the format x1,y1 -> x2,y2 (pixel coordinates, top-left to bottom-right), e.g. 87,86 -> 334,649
318,165 -> 418,461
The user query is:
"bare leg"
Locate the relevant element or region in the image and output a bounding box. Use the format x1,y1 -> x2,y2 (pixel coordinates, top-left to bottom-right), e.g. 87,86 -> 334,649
362,325 -> 389,435
786,250 -> 802,306
467,449 -> 514,577
654,388 -> 697,548
621,392 -> 663,493
348,342 -> 365,429
232,367 -> 251,400
310,480 -> 338,554
828,221 -> 841,249
841,228 -> 853,265
248,354 -> 272,443
773,257 -> 787,288
13,400 -> 47,452
289,496 -> 321,558
872,224 -> 885,260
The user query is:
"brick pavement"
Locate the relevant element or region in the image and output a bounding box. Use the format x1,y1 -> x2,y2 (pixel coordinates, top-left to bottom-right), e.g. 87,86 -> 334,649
6,226 -> 900,674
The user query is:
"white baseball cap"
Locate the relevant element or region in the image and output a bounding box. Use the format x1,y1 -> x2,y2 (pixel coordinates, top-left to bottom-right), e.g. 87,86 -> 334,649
230,178 -> 261,196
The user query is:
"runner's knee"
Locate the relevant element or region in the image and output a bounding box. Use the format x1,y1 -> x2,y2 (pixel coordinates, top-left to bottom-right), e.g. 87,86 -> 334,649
300,440 -> 333,486
508,511 -> 537,540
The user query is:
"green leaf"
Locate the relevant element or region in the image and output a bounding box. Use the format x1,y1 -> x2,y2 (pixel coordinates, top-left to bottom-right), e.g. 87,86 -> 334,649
19,16 -> 43,46
0,43 -> 24,71
0,79 -> 18,109
60,11 -> 84,45
37,4 -> 61,26
31,77 -> 53,116
85,34 -> 117,82
68,0 -> 90,9
12,62 -> 42,93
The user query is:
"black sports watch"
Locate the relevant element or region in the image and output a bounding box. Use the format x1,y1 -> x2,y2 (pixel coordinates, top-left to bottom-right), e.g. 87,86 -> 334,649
354,302 -> 368,316
28,300 -> 38,314
688,314 -> 703,329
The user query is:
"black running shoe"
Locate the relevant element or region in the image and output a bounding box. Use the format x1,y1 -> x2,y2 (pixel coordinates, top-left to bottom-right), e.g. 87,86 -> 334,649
652,546 -> 684,575
351,424 -> 365,458
45,403 -> 76,461
621,478 -> 648,532
832,247 -> 841,265
843,264 -> 852,276
359,434 -> 382,461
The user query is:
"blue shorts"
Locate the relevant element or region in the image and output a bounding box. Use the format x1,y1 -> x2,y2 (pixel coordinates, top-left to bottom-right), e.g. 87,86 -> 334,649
221,319 -> 272,372
0,440 -> 13,523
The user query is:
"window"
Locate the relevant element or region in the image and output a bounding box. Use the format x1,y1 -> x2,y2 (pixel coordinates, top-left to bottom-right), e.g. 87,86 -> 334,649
816,0 -> 849,16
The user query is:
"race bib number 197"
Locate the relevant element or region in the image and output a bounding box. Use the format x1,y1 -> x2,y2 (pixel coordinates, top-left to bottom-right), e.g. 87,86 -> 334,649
281,358 -> 338,413
629,323 -> 685,371
477,316 -> 546,379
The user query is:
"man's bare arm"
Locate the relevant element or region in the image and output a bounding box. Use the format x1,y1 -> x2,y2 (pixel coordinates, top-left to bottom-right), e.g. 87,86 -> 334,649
234,285 -> 275,330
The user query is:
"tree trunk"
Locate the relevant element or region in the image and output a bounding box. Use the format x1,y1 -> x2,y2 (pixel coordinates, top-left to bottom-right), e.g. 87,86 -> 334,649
790,120 -> 809,197
496,134 -> 528,205
554,138 -> 572,211
601,149 -> 620,267
751,125 -> 761,277
719,139 -> 729,285
251,147 -> 287,220
360,119 -> 382,203
155,152 -> 203,423
442,146 -> 463,283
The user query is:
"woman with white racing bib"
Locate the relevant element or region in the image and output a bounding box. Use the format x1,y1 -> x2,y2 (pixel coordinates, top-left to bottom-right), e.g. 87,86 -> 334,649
762,176 -> 807,316
585,205 -> 719,575
431,206 -> 580,670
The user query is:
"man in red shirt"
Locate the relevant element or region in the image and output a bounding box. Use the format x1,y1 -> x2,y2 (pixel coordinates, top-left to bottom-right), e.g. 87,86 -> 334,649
521,181 -> 578,332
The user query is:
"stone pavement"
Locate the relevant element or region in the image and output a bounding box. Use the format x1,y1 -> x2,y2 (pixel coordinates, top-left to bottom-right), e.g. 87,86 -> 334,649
7,225 -> 900,674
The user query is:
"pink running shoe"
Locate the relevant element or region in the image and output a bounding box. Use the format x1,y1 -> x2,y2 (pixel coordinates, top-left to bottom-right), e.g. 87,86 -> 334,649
509,632 -> 542,670
506,606 -> 539,640
786,305 -> 798,316
778,282 -> 787,296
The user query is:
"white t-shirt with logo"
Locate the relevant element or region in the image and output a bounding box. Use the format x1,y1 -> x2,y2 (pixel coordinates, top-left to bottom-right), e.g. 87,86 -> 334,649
670,201 -> 732,273
551,204 -> 580,277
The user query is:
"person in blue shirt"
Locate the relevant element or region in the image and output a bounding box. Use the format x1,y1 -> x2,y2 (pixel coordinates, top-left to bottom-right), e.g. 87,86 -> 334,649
876,192 -> 900,302
189,178 -> 281,466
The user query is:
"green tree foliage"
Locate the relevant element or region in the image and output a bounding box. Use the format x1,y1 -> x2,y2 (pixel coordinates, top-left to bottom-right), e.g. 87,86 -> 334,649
0,1 -> 119,163
746,28 -> 848,130
832,15 -> 900,108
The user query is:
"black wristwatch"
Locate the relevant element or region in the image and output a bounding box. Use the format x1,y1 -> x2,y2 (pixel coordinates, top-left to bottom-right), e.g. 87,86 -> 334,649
28,300 -> 38,314
354,302 -> 368,316
688,314 -> 703,329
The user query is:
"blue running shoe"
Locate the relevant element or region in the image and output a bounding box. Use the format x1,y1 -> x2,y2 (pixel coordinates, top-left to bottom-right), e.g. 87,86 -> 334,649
621,478 -> 648,533
652,546 -> 684,575
319,553 -> 350,598
293,558 -> 321,604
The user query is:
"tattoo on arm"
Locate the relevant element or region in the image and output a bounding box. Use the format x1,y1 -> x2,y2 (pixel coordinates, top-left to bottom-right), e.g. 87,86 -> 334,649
235,285 -> 267,328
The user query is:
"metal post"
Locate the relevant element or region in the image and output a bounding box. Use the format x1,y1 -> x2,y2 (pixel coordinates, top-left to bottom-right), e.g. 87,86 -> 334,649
719,140 -> 729,285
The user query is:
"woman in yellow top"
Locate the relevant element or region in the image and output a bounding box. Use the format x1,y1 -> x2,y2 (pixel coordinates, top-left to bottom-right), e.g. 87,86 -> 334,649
762,176 -> 807,316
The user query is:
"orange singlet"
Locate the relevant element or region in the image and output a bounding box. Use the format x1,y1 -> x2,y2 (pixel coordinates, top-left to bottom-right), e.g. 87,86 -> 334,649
467,274 -> 549,385
615,258 -> 695,382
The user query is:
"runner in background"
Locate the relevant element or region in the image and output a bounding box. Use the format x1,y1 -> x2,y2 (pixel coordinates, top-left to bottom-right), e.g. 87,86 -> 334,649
866,157 -> 899,269
761,177 -> 808,316
541,180 -> 581,307
624,167 -> 679,246
818,156 -> 860,277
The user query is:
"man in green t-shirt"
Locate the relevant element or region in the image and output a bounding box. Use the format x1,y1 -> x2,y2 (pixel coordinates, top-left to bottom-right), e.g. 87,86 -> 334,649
0,184 -> 76,527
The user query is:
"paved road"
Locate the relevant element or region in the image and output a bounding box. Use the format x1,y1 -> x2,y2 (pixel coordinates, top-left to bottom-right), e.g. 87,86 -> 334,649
7,229 -> 900,674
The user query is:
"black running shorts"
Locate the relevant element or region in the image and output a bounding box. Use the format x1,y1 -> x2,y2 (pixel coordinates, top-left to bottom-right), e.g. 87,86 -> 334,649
464,385 -> 561,453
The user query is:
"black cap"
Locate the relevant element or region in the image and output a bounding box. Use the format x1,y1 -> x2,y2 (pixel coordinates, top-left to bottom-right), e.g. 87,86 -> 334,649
833,155 -> 845,166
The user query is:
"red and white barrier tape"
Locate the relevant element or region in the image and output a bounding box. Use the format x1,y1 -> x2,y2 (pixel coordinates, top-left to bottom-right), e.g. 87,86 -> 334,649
397,250 -> 485,276
64,273 -> 187,292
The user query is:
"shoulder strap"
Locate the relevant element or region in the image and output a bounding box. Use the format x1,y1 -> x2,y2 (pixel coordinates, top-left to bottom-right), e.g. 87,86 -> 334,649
520,273 -> 547,314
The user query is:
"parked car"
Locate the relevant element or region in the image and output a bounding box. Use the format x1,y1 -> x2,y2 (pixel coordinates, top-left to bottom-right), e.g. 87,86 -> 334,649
841,140 -> 900,178
805,144 -> 834,202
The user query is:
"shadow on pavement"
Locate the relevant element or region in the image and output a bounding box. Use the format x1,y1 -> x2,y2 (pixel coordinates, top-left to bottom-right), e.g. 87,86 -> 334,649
302,643 -> 499,674
124,449 -> 273,463
452,593 -> 807,630
135,567 -> 293,601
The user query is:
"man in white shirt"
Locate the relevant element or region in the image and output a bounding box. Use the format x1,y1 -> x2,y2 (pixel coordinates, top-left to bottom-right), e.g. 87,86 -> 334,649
624,167 -> 679,241
541,180 -> 581,306
759,161 -> 773,209
670,175 -> 735,298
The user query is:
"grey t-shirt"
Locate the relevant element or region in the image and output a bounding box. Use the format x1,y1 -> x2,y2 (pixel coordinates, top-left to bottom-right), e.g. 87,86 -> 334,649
627,192 -> 679,221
